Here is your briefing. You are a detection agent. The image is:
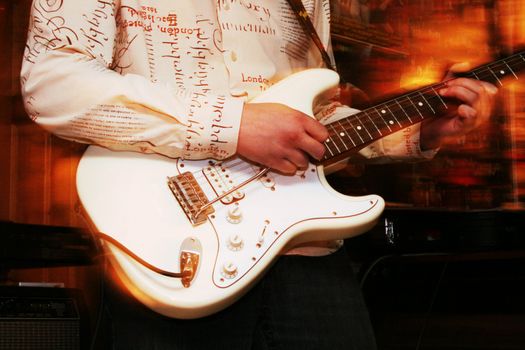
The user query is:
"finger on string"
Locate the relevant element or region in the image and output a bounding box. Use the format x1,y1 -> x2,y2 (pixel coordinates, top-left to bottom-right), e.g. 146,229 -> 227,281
443,62 -> 471,80
285,150 -> 310,170
273,158 -> 297,175
298,134 -> 326,160
304,118 -> 330,143
439,83 -> 478,104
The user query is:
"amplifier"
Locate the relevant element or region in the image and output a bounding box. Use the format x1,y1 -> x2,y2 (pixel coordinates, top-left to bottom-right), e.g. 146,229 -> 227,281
0,287 -> 86,350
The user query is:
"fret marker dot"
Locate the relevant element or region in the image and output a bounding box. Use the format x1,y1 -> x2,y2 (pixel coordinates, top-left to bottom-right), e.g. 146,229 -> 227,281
381,109 -> 386,114
500,70 -> 505,75
326,139 -> 331,143
339,132 -> 345,137
357,126 -> 362,130
418,102 -> 424,107
389,120 -> 394,125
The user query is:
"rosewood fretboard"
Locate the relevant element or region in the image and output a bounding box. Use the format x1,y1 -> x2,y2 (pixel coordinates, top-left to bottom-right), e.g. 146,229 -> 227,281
321,51 -> 525,165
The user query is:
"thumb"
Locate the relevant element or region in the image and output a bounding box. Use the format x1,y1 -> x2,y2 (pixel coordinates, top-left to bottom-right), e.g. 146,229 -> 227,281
443,62 -> 471,80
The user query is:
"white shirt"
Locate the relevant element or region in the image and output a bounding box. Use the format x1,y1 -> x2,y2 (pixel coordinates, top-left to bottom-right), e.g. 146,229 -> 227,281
21,0 -> 434,255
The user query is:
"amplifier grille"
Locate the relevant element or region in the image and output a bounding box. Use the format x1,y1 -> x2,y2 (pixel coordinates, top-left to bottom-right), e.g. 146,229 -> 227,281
0,320 -> 80,350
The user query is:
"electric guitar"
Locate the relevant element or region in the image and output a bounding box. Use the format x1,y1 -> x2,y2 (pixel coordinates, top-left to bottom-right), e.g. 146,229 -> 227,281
77,52 -> 525,319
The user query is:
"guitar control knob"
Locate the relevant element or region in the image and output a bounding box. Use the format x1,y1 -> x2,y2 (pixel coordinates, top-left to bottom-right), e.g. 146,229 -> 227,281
222,261 -> 238,278
227,234 -> 244,251
227,206 -> 242,224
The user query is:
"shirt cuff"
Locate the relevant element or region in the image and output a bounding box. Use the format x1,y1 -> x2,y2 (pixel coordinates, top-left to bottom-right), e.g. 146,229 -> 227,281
381,122 -> 439,160
181,93 -> 244,160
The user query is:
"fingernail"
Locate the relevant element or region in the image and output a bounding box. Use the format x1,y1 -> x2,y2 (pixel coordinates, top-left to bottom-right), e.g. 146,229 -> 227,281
451,62 -> 471,71
485,85 -> 498,94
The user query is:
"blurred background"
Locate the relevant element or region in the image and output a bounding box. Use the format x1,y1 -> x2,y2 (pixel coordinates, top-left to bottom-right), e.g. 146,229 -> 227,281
1,1 -> 525,349
328,2 -> 525,349
330,0 -> 525,210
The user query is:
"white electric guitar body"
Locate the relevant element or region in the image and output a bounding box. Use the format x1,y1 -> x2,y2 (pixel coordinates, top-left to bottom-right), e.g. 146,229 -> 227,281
77,53 -> 523,319
77,69 -> 384,319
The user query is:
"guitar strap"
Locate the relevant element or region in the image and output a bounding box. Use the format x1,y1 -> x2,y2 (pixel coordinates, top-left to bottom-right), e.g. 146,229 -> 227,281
286,0 -> 337,71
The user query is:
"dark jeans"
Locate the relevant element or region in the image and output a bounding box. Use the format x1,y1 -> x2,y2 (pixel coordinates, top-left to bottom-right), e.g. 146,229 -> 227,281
103,246 -> 377,350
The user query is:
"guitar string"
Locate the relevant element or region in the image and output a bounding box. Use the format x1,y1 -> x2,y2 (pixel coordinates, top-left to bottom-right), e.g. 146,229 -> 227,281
204,161 -> 259,196
175,159 -> 262,206
352,54 -> 523,128
181,159 -> 254,187
326,80 -> 449,153
173,53 -> 525,197
324,54 -> 524,158
349,53 -> 523,129
168,54 -> 525,216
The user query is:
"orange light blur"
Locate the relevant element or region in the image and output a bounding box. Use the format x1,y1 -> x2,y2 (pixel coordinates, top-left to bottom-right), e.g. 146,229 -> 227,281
332,0 -> 525,209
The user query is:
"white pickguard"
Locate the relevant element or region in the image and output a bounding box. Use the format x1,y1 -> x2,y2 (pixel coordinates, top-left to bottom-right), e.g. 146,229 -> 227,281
76,69 -> 385,319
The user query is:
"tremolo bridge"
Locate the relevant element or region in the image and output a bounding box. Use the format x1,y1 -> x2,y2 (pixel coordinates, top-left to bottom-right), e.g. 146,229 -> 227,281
168,172 -> 214,226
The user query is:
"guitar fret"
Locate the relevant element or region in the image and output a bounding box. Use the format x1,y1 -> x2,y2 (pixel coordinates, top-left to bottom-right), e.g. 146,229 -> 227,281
333,120 -> 352,153
418,92 -> 436,114
327,125 -> 344,153
337,120 -> 357,147
339,118 -> 361,146
324,136 -> 336,157
318,51 -> 525,165
503,62 -> 518,79
372,108 -> 392,132
347,121 -> 367,145
364,112 -> 383,136
487,66 -> 503,86
330,137 -> 342,153
430,86 -> 448,109
348,120 -> 365,143
406,95 -> 424,120
329,124 -> 349,154
334,121 -> 350,151
394,101 -> 412,125
354,114 -> 374,140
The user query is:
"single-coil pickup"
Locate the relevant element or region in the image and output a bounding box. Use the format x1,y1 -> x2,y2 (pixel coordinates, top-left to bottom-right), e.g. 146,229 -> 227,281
168,172 -> 214,226
203,163 -> 245,205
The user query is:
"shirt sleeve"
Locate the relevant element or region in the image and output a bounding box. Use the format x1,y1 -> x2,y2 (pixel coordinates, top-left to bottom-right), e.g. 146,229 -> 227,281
20,0 -> 243,160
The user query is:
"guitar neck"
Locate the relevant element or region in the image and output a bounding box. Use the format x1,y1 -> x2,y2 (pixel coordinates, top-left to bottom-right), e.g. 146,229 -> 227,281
320,51 -> 525,165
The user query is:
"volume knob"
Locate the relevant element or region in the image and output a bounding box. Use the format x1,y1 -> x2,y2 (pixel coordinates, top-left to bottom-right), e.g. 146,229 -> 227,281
227,205 -> 243,224
222,261 -> 238,278
227,234 -> 244,251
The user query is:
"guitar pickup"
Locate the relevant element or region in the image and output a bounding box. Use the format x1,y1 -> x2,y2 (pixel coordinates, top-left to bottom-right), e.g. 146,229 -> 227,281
168,172 -> 215,226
